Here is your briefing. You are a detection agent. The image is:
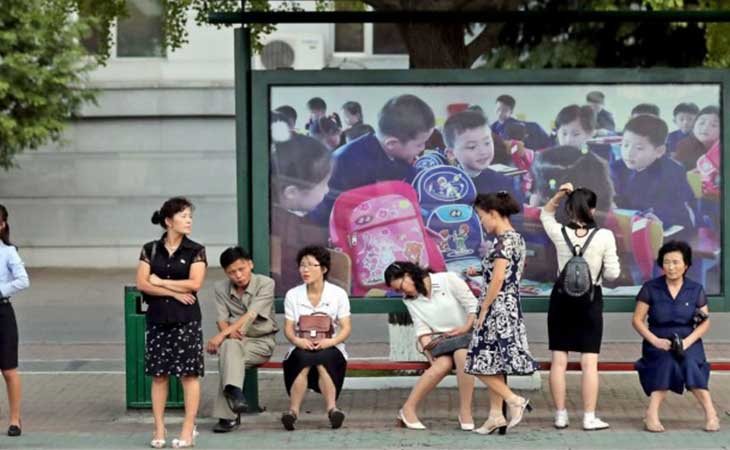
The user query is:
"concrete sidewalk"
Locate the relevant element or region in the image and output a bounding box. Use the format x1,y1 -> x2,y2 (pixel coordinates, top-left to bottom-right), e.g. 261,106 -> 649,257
1,372 -> 728,449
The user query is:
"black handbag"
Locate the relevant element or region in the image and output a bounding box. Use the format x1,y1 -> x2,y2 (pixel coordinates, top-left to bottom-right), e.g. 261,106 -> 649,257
670,333 -> 685,360
693,308 -> 709,327
422,333 -> 472,358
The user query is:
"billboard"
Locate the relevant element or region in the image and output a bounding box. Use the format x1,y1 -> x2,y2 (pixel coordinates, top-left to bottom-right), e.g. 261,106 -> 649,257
263,73 -> 723,299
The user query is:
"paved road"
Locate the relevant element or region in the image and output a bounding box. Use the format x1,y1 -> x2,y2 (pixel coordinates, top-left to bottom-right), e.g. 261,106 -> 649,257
0,372 -> 727,449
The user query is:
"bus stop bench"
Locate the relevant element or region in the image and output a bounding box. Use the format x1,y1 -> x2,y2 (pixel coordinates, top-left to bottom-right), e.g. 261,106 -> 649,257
242,359 -> 730,413
237,298 -> 730,413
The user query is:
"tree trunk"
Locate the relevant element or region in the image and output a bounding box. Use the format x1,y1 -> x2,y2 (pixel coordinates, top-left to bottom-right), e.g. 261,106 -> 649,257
397,22 -> 470,68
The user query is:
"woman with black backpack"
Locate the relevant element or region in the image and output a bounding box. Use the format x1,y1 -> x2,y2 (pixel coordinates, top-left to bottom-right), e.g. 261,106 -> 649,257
541,183 -> 620,431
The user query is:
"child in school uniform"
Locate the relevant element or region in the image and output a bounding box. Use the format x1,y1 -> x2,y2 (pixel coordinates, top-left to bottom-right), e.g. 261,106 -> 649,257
610,115 -> 696,232
491,94 -> 521,139
554,104 -> 616,163
665,102 -> 699,155
271,132 -> 332,294
443,110 -> 523,204
305,97 -> 341,134
674,106 -> 721,171
307,94 -> 434,225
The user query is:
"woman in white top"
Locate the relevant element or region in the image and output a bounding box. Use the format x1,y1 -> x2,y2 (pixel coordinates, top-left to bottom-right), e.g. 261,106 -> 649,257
384,262 -> 478,431
541,183 -> 620,431
282,245 -> 352,431
0,205 -> 30,437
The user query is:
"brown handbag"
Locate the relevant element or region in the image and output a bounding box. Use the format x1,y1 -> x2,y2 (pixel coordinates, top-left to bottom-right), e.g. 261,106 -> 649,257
297,312 -> 334,343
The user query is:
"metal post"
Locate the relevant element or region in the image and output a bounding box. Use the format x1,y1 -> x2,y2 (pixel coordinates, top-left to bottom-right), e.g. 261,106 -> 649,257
234,26 -> 253,254
233,25 -> 264,413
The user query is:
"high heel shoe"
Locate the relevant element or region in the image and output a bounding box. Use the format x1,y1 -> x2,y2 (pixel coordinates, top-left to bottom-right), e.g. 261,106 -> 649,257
171,426 -> 198,448
7,419 -> 22,437
149,428 -> 167,449
507,397 -> 532,429
458,415 -> 475,431
396,409 -> 426,430
474,416 -> 507,435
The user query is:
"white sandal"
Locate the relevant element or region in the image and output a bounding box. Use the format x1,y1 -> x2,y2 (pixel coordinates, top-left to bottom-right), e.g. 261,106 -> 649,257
171,426 -> 198,448
149,428 -> 166,449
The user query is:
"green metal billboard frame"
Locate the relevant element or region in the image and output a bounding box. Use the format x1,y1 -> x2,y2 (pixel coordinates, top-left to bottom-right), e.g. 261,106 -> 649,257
220,9 -> 730,313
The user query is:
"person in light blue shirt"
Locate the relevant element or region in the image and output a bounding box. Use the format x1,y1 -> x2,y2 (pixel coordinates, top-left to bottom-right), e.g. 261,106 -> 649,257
0,204 -> 30,437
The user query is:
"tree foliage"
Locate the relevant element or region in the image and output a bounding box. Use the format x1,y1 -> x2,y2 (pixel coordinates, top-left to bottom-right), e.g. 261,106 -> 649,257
3,0 -> 730,169
0,1 -> 97,169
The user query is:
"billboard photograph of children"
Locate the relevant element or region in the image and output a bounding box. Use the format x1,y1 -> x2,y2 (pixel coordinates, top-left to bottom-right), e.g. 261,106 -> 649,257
267,83 -> 722,298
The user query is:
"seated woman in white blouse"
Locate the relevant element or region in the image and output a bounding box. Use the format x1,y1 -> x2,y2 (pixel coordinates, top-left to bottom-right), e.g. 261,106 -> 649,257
384,262 -> 478,431
281,245 -> 352,431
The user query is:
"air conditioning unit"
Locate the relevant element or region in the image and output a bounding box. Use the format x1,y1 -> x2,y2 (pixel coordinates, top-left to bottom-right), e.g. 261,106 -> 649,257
253,33 -> 326,70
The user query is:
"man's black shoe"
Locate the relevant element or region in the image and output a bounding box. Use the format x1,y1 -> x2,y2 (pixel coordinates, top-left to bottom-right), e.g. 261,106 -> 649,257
213,416 -> 241,433
223,385 -> 248,414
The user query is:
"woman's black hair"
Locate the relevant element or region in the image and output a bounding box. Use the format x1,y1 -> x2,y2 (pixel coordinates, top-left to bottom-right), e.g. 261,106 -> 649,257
564,187 -> 598,228
473,191 -> 521,218
383,261 -> 430,297
0,204 -> 11,246
296,245 -> 331,280
657,240 -> 693,269
219,246 -> 252,269
151,197 -> 193,230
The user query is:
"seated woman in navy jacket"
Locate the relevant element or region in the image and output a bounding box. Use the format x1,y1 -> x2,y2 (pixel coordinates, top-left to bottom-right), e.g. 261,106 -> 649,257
632,240 -> 719,433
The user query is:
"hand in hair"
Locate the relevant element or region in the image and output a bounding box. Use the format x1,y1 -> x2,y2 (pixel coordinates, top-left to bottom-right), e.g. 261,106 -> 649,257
544,182 -> 574,213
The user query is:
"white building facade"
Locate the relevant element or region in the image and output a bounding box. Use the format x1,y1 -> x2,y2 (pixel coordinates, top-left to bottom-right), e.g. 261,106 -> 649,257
1,1 -> 408,268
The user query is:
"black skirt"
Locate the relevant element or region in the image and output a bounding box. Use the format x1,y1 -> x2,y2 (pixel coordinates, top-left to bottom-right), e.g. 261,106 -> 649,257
283,347 -> 347,399
0,303 -> 19,370
548,285 -> 604,354
145,321 -> 204,377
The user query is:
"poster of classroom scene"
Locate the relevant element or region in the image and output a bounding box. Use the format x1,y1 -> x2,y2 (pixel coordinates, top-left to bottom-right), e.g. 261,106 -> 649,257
267,83 -> 722,298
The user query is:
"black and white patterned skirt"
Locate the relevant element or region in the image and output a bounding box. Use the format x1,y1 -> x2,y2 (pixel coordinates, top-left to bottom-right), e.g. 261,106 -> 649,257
145,321 -> 204,377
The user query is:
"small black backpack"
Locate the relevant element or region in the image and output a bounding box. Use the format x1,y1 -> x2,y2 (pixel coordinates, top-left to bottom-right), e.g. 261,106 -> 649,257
556,227 -> 603,301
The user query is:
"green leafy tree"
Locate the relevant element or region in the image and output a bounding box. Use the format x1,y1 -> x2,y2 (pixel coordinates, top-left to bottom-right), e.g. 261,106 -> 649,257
2,0 -> 727,169
0,1 -> 99,169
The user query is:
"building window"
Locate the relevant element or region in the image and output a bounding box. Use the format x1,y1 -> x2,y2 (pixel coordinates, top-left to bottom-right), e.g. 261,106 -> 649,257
117,0 -> 165,57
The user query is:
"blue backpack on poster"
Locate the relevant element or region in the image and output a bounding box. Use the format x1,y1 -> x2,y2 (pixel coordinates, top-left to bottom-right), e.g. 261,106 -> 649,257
412,165 -> 484,282
413,150 -> 449,172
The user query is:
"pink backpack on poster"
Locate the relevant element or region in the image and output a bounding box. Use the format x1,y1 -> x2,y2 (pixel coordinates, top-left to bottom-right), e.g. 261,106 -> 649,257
329,181 -> 446,296
697,141 -> 720,196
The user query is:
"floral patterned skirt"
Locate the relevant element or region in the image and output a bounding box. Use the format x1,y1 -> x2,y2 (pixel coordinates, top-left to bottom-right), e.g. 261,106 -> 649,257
145,321 -> 204,377
464,295 -> 537,376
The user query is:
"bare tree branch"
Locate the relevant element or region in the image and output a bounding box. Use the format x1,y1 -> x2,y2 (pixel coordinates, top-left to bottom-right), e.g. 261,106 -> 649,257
466,24 -> 503,66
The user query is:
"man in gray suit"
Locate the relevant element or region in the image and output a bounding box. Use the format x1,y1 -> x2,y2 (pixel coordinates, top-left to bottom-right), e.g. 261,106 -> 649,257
206,247 -> 278,432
